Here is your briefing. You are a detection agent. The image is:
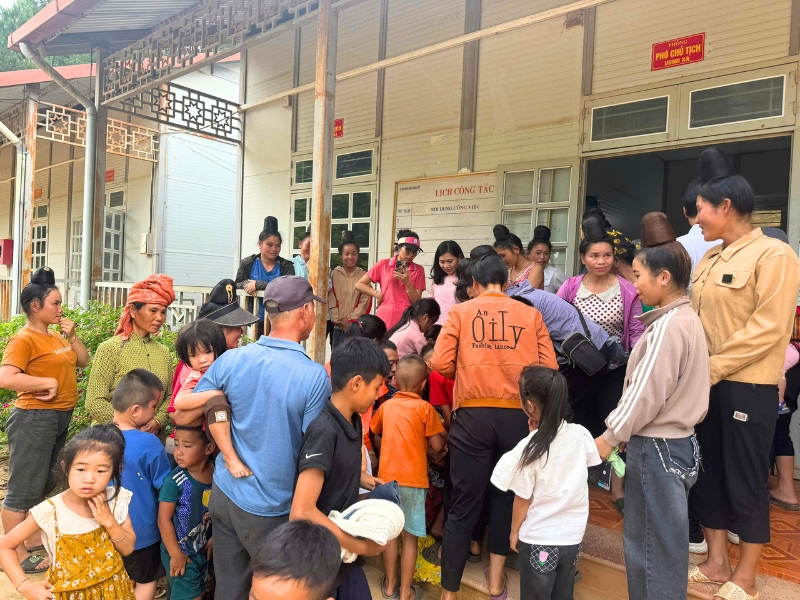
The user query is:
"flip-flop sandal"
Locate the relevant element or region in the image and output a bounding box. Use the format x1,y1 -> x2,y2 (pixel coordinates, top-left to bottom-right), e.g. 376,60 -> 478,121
688,564 -> 725,586
411,585 -> 424,600
769,493 -> 800,511
421,542 -> 441,566
483,565 -> 508,600
21,554 -> 49,573
467,547 -> 482,562
381,575 -> 399,599
611,498 -> 625,517
712,581 -> 761,600
25,545 -> 44,553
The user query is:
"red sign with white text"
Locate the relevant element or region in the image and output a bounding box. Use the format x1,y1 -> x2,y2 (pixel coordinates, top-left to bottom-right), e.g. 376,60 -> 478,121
652,33 -> 705,71
333,118 -> 344,138
105,169 -> 115,183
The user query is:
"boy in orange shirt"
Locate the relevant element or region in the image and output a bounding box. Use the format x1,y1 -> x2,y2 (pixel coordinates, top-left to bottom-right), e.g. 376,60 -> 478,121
371,355 -> 446,600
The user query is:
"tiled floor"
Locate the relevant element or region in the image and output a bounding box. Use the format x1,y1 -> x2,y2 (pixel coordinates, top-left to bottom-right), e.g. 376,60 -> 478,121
587,480 -> 800,586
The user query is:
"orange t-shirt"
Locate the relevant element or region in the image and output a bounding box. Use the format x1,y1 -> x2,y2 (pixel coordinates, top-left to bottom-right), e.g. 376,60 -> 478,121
2,328 -> 78,411
370,391 -> 445,488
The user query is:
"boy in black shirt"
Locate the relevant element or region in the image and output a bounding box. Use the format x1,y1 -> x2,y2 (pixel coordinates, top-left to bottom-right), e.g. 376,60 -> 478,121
291,337 -> 391,600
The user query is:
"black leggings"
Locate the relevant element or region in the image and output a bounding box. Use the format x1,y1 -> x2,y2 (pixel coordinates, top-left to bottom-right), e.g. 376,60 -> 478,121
440,407 -> 529,592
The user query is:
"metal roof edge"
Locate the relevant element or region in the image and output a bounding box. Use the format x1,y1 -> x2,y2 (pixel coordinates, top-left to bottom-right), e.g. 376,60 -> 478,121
0,63 -> 95,89
8,0 -> 105,52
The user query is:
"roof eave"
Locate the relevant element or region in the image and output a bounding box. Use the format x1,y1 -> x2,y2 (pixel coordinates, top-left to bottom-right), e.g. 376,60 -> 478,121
8,0 -> 106,52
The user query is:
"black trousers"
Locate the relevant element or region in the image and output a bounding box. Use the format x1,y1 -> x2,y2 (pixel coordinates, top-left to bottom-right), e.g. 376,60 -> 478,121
518,542 -> 581,600
563,366 -> 626,438
690,381 -> 777,544
440,407 -> 530,592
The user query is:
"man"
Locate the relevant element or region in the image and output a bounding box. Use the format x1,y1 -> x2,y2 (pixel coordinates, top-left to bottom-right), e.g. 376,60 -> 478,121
195,276 -> 330,600
676,178 -> 721,274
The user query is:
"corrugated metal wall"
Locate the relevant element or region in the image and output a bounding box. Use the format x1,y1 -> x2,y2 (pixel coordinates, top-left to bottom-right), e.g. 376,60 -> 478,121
592,0 -> 792,95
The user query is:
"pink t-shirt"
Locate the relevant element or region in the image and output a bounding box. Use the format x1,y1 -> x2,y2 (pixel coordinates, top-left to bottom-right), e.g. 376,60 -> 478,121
389,320 -> 427,358
430,275 -> 457,325
367,257 -> 426,329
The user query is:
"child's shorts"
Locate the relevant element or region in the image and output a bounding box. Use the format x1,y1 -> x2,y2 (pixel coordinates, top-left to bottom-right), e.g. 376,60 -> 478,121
398,486 -> 427,537
123,541 -> 166,583
160,543 -> 208,600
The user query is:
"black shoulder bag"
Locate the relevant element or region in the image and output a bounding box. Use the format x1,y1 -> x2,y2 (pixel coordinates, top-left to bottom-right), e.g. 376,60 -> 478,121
561,304 -> 607,376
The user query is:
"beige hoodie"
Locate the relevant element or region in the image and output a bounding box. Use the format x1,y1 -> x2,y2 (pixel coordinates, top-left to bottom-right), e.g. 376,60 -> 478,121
602,297 -> 709,447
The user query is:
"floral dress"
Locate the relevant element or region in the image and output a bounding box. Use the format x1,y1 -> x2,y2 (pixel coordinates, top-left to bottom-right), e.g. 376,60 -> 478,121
31,490 -> 135,600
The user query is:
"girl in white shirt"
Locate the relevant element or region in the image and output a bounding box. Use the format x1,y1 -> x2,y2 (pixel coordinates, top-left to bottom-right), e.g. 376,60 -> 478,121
491,367 -> 601,600
0,424 -> 136,600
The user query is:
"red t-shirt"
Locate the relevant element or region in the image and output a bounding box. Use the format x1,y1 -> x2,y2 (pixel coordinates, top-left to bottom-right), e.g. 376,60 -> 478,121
428,370 -> 454,407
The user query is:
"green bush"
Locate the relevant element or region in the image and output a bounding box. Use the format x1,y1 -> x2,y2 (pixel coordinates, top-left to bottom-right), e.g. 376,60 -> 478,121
0,302 -> 181,447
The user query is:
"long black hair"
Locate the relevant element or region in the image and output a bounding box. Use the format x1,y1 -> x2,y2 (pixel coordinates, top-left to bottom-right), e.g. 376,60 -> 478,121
430,240 -> 464,285
175,319 -> 228,367
518,366 -> 572,468
345,314 -> 387,343
696,147 -> 754,216
59,424 -> 126,501
385,298 -> 441,340
455,258 -> 473,303
493,224 -> 524,253
21,267 -> 59,317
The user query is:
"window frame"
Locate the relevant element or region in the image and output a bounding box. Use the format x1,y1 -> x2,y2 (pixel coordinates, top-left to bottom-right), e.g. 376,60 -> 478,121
69,218 -> 83,282
102,208 -> 125,282
291,142 -> 380,189
31,199 -> 49,271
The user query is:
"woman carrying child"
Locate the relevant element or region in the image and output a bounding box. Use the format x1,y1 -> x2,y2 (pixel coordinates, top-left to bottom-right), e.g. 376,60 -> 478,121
597,213 -> 709,599
0,424 -> 136,599
491,367 -> 601,600
387,298 -> 440,358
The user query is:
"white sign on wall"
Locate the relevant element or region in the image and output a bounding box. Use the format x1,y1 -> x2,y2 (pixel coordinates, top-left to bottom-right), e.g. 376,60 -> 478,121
394,171 -> 497,268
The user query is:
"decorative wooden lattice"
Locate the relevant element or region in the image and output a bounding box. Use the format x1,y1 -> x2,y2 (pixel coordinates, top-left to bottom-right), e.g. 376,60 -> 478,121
101,0 -> 324,105
115,82 -> 241,143
35,101 -> 160,162
0,102 -> 26,148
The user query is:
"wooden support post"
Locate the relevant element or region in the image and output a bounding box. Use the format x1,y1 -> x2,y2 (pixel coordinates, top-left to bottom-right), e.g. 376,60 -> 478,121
307,0 -> 338,363
20,89 -> 38,287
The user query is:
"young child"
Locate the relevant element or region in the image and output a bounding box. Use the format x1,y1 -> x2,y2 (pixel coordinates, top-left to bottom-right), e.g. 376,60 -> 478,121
171,319 -> 251,478
371,355 -> 446,600
0,424 -> 136,599
158,426 -> 215,600
113,369 -> 172,600
421,342 -> 454,431
250,520 -> 342,600
491,366 -> 601,600
291,337 -> 390,599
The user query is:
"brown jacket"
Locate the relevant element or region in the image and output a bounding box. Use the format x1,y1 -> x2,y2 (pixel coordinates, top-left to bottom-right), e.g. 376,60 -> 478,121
603,298 -> 709,447
432,291 -> 558,410
691,227 -> 800,385
328,266 -> 371,323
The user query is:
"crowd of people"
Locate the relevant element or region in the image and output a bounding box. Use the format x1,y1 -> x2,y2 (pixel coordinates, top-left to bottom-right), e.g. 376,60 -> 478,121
0,145 -> 799,600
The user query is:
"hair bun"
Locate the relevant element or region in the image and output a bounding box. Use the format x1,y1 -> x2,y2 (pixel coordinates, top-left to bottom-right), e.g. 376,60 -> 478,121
493,224 -> 511,242
342,230 -> 356,244
640,212 -> 677,247
263,216 -> 279,233
581,214 -> 607,242
533,225 -> 551,242
698,147 -> 734,183
31,266 -> 56,285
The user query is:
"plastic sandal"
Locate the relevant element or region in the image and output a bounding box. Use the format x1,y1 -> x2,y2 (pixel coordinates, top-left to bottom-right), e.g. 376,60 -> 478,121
411,585 -> 424,600
688,564 -> 725,586
467,550 -> 482,562
769,493 -> 800,511
483,565 -> 508,600
713,581 -> 761,600
421,542 -> 441,566
381,575 -> 399,599
20,554 -> 48,573
25,545 -> 44,553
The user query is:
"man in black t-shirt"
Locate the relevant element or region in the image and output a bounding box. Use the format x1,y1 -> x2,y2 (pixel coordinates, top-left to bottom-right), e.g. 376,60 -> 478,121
290,338 -> 391,599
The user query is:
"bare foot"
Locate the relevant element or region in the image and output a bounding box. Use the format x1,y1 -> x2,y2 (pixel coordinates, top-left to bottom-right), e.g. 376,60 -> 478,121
225,455 -> 253,478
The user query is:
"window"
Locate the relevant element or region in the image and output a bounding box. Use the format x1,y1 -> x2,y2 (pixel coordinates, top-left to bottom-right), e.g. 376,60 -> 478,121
32,201 -> 48,270
500,165 -> 573,274
335,150 -> 373,179
689,76 -> 784,129
103,209 -> 125,281
108,190 -> 125,208
292,189 -> 373,270
70,219 -> 83,281
591,97 -> 669,142
295,160 -> 313,184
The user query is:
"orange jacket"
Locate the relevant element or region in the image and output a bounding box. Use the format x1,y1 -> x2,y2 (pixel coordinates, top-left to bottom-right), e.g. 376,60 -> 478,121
432,291 -> 558,410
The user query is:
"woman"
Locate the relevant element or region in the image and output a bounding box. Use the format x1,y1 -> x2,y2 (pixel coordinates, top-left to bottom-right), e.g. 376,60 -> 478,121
85,274 -> 175,435
293,228 -> 311,280
235,216 -> 295,339
355,229 -> 426,329
329,231 -> 371,349
688,147 -> 800,600
432,254 -> 557,600
429,240 -> 464,325
596,213 -> 709,600
493,224 -> 543,289
0,267 -> 89,575
387,298 -> 440,358
527,226 -> 566,294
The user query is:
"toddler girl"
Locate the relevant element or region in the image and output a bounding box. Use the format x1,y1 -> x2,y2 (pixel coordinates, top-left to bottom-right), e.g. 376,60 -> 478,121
0,424 -> 136,599
491,367 -> 601,600
172,319 -> 252,478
